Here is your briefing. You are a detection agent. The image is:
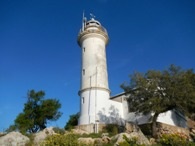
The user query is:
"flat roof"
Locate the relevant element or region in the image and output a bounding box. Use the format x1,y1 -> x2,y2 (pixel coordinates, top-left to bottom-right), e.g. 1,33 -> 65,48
110,92 -> 126,102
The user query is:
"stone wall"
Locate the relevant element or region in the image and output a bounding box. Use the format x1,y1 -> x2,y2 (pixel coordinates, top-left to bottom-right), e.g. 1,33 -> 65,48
157,123 -> 190,139
75,123 -> 106,133
140,122 -> 190,138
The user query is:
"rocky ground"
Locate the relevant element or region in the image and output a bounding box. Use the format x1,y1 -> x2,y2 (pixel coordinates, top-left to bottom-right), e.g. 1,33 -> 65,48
0,125 -> 151,146
0,122 -> 194,146
0,127 -> 56,146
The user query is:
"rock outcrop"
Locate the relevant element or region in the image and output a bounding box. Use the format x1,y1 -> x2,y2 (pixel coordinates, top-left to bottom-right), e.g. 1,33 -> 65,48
34,127 -> 56,145
113,122 -> 150,145
70,128 -> 89,135
0,131 -> 29,146
113,132 -> 150,146
78,137 -> 95,145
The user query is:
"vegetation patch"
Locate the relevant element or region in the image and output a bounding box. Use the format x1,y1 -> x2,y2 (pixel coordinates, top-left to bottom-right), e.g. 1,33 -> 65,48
159,133 -> 195,146
41,133 -> 79,146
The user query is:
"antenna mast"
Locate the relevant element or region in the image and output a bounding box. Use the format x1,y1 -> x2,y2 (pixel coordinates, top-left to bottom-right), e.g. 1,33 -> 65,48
82,11 -> 86,31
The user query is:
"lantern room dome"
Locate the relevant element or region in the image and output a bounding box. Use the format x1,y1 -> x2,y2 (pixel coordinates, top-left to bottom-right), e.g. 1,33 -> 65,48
86,18 -> 101,27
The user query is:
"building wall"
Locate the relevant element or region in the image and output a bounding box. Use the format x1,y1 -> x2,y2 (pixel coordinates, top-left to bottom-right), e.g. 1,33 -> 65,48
111,94 -> 187,128
75,123 -> 107,133
157,110 -> 187,128
79,89 -> 124,125
80,35 -> 109,91
79,89 -> 110,125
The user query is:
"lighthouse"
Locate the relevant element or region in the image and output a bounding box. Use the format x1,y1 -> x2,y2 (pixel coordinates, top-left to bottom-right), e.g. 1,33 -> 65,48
77,14 -> 110,125
76,14 -> 187,134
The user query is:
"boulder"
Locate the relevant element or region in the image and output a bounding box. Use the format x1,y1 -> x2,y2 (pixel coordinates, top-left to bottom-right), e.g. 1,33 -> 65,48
191,128 -> 195,134
0,131 -> 29,146
34,127 -> 56,145
101,133 -> 109,137
125,122 -> 139,133
71,128 -> 89,135
114,131 -> 150,146
94,138 -> 103,145
149,138 -> 156,145
78,137 -> 94,145
102,135 -> 111,144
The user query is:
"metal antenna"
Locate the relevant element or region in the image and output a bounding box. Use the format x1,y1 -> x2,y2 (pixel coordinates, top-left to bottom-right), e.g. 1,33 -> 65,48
82,10 -> 87,31
82,11 -> 85,31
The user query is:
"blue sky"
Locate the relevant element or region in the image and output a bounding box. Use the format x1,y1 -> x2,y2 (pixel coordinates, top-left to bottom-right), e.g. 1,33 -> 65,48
0,0 -> 195,131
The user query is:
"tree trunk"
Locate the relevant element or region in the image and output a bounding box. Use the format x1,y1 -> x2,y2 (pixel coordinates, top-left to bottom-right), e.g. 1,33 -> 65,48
152,113 -> 159,138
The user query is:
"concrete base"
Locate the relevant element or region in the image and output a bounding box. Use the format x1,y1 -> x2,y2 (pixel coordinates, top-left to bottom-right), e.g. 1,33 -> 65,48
75,123 -> 106,133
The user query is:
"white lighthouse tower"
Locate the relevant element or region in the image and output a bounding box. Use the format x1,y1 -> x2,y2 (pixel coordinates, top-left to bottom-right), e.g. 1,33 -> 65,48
77,14 -> 111,126
76,14 -> 187,133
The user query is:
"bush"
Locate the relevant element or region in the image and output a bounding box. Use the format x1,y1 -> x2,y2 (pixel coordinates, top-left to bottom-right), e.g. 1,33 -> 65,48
139,123 -> 152,136
64,113 -> 79,131
103,124 -> 119,136
118,135 -> 146,146
41,133 -> 79,146
159,133 -> 195,146
53,127 -> 65,134
81,132 -> 102,138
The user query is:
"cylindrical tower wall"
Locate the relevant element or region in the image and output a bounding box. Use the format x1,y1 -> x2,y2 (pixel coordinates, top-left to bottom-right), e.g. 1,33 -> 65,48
78,17 -> 110,125
79,89 -> 110,125
80,35 -> 109,91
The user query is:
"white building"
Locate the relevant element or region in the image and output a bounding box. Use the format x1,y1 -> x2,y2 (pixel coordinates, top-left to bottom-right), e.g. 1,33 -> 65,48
77,15 -> 186,131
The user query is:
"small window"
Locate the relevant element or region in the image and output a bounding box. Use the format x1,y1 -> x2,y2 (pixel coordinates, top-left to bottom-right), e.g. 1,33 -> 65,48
83,47 -> 85,52
82,97 -> 84,104
83,69 -> 85,75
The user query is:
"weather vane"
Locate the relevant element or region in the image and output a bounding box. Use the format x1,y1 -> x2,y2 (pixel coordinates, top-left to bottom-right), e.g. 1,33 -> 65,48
90,13 -> 95,19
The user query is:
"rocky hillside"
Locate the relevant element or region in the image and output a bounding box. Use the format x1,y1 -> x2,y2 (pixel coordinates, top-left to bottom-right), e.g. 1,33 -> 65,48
0,123 -> 194,146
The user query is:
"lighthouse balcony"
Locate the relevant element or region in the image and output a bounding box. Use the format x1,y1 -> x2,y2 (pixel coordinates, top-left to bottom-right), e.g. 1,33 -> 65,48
79,25 -> 107,35
78,27 -> 108,45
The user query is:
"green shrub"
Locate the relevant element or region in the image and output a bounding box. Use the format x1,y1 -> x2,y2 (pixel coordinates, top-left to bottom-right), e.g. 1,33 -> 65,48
103,124 -> 119,136
101,139 -> 117,146
64,113 -> 79,131
41,133 -> 79,146
139,123 -> 152,136
53,127 -> 65,134
22,133 -> 34,146
81,132 -> 102,138
159,133 -> 195,146
118,135 -> 146,146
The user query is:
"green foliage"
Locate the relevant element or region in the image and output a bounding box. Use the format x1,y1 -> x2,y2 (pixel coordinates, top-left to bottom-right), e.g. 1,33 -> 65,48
5,124 -> 17,133
24,133 -> 35,146
122,65 -> 195,115
118,135 -> 145,146
41,133 -> 79,146
102,140 -> 117,146
121,64 -> 195,137
14,90 -> 62,133
53,127 -> 65,134
64,113 -> 79,130
159,133 -> 195,146
103,124 -> 119,136
41,132 -> 118,146
139,124 -> 152,136
81,132 -> 102,138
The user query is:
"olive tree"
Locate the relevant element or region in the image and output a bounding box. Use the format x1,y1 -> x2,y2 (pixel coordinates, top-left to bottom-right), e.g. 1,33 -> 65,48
13,90 -> 62,133
121,65 -> 195,137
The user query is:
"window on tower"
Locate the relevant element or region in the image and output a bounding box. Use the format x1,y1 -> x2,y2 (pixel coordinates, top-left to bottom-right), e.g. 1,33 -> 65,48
83,69 -> 85,75
82,97 -> 84,104
83,47 -> 85,52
